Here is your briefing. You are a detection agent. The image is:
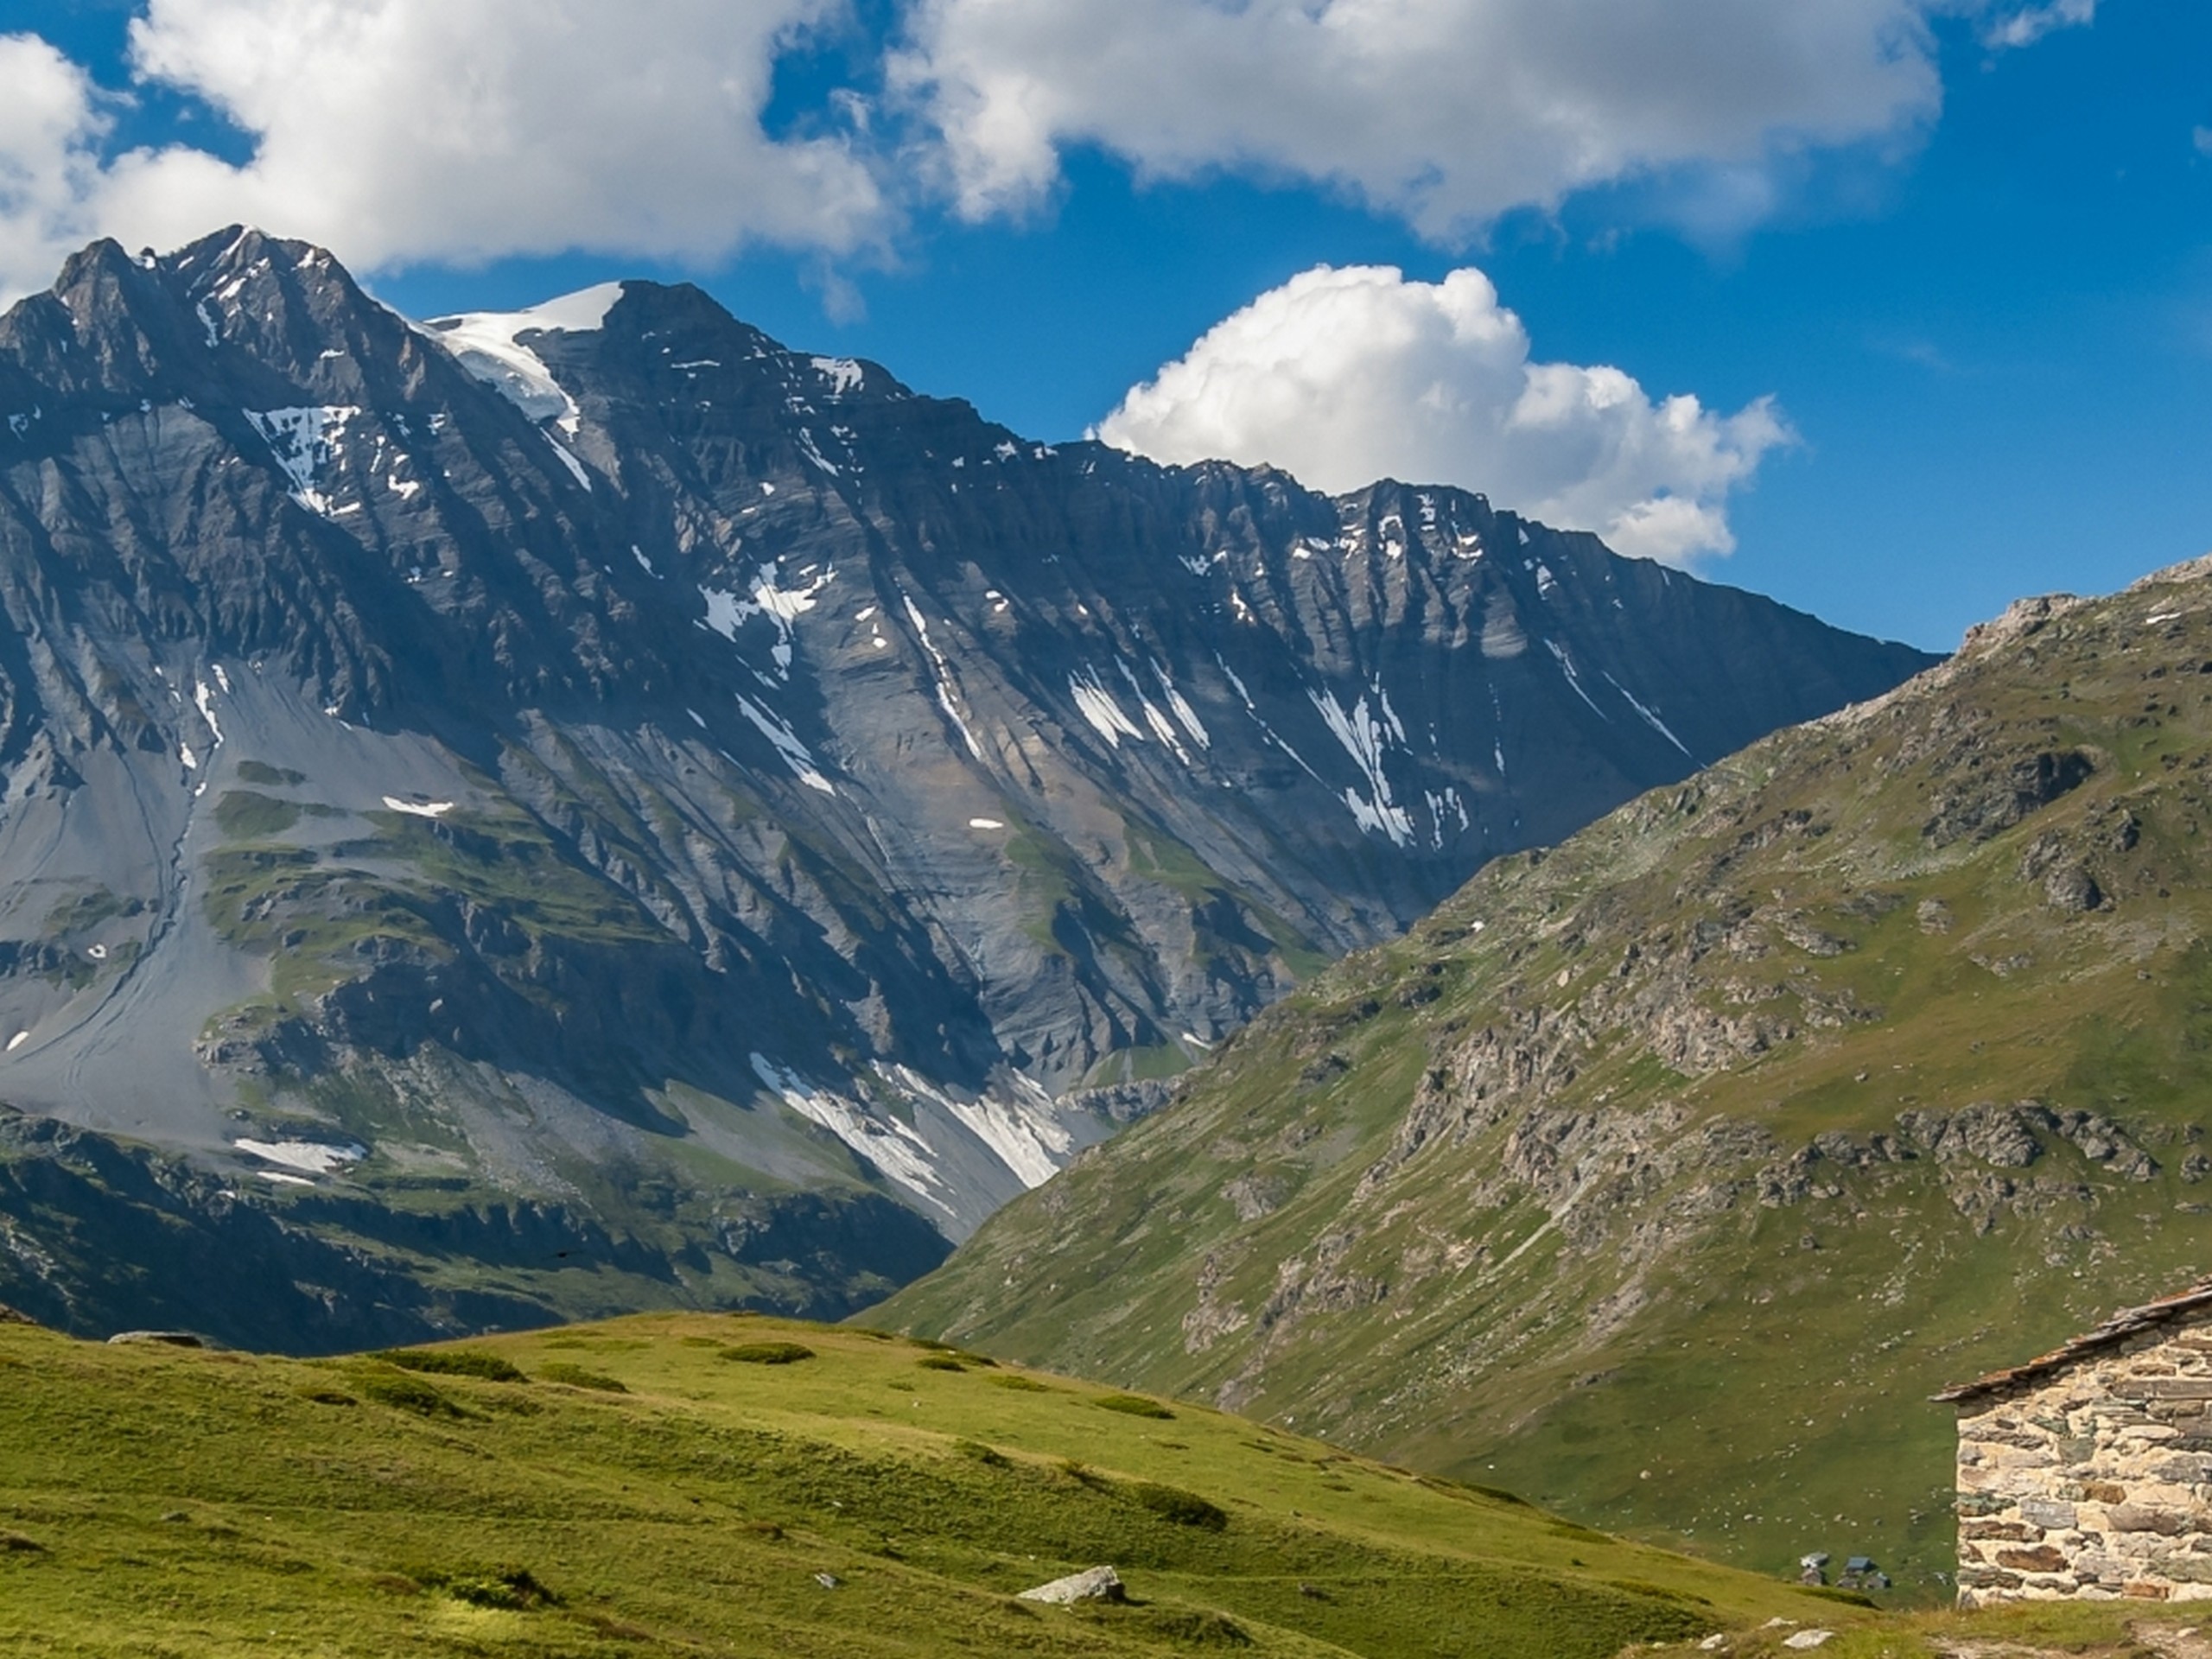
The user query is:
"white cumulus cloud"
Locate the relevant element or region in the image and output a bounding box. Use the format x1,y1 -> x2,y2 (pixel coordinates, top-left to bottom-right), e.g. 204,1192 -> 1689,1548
893,0 -> 1946,241
0,35 -> 114,299
0,0 -> 889,300
1095,264 -> 1790,568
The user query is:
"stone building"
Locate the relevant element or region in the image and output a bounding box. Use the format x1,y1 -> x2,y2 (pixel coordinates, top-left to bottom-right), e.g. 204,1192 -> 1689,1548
1936,1280 -> 2212,1605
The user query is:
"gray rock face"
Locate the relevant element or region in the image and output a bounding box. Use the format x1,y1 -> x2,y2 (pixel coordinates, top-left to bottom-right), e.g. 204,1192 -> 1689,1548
0,228 -> 1936,1344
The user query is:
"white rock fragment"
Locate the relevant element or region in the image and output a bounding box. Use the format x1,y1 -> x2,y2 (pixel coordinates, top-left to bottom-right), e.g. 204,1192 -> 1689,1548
1019,1566 -> 1125,1605
1782,1631 -> 1835,1649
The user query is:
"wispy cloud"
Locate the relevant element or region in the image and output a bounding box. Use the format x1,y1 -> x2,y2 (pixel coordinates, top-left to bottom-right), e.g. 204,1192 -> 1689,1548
1982,0 -> 2097,51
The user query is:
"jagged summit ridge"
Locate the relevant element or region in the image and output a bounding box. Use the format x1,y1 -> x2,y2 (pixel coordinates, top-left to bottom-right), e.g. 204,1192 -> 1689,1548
0,228 -> 1934,1343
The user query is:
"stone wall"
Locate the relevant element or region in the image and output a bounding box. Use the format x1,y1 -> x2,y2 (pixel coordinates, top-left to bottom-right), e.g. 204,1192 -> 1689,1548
1955,1316 -> 2212,1604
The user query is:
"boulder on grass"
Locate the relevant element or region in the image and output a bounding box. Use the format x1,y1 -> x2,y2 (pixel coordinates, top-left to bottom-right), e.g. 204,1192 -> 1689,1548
1019,1567 -> 1125,1605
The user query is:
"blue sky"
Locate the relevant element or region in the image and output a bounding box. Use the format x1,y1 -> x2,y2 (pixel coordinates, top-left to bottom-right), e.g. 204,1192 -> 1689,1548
0,0 -> 2204,651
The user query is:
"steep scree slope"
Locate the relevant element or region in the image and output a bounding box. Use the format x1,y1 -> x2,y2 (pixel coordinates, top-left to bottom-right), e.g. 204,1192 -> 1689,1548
0,227 -> 1930,1342
879,559 -> 2212,1596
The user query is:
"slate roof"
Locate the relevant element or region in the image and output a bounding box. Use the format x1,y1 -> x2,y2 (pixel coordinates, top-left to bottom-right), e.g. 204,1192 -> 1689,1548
1932,1277 -> 2212,1405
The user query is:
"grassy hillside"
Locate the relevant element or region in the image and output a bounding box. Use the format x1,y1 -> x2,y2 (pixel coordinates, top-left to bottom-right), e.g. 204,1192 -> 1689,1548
874,560 -> 2212,1599
0,1312 -> 1890,1659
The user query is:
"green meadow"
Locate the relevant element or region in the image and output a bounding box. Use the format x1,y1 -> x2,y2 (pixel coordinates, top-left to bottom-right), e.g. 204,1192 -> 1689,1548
0,1310 -> 1885,1657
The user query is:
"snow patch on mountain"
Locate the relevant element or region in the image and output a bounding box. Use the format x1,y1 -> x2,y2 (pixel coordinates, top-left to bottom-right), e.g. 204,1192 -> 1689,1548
233,1138 -> 365,1175
193,678 -> 224,750
245,406 -> 357,514
1152,661 -> 1211,749
734,695 -> 836,793
1070,666 -> 1146,748
1310,683 -> 1415,846
1424,785 -> 1471,849
891,1066 -> 1074,1192
1602,670 -> 1694,760
420,283 -> 623,433
1116,660 -> 1192,765
1217,653 -> 1322,781
1545,639 -> 1611,723
702,562 -> 834,677
751,1055 -> 953,1217
902,595 -> 983,760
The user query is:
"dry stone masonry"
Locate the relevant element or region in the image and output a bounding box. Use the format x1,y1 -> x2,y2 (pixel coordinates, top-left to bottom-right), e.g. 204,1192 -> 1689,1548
1938,1281 -> 2212,1605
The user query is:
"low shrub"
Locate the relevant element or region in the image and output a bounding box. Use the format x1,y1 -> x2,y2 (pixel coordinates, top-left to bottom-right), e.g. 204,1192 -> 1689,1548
535,1363 -> 627,1393
431,1567 -> 557,1610
916,1354 -> 966,1372
721,1341 -> 816,1365
358,1370 -> 467,1418
952,1440 -> 1009,1467
1095,1393 -> 1175,1420
1130,1482 -> 1228,1531
991,1375 -> 1049,1392
294,1386 -> 357,1407
369,1349 -> 525,1383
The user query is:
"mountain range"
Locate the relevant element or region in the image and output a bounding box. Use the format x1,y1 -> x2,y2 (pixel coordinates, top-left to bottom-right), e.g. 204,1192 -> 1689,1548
0,226 -> 1930,1345
879,556 -> 2212,1592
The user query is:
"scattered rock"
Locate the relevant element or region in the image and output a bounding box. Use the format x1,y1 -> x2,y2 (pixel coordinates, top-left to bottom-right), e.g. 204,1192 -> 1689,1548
813,1573 -> 841,1590
1018,1566 -> 1126,1605
1699,1636 -> 1729,1651
1783,1631 -> 1835,1649
105,1331 -> 205,1348
2044,863 -> 2104,913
